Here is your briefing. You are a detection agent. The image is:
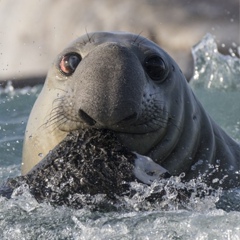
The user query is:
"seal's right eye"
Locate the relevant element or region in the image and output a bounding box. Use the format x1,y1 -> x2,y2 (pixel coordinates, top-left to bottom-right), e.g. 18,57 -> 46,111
59,53 -> 81,76
144,55 -> 168,82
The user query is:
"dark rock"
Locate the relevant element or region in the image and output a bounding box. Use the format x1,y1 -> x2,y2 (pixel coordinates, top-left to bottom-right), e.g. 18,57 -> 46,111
1,129 -> 140,208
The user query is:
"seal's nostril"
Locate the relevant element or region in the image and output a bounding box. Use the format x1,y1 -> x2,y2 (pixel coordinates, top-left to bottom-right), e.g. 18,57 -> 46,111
78,109 -> 96,126
120,112 -> 138,123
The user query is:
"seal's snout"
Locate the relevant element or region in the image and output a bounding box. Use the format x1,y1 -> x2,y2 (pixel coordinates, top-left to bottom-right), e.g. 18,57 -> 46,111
73,41 -> 145,129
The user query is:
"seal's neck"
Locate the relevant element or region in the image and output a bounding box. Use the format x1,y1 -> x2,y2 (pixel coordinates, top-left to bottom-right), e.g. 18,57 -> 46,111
153,84 -> 240,188
148,82 -> 216,176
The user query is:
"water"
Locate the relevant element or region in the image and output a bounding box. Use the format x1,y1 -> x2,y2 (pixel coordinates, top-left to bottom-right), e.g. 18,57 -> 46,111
0,34 -> 240,239
190,33 -> 240,143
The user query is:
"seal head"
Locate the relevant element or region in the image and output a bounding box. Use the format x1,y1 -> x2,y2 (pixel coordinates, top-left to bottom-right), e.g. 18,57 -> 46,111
22,32 -> 176,173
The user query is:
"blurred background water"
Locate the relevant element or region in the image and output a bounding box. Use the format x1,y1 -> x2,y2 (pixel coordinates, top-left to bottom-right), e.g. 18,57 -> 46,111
0,0 -> 239,239
0,0 -> 239,84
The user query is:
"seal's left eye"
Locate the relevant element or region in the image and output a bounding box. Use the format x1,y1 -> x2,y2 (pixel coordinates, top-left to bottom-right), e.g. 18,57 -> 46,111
144,55 -> 168,82
59,53 -> 81,76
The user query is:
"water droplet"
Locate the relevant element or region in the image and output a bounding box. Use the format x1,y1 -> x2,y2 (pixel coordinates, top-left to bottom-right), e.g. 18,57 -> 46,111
212,178 -> 219,183
229,165 -> 234,171
179,172 -> 185,178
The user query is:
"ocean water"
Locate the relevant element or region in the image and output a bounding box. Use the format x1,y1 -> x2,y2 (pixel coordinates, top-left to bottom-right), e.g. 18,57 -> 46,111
0,34 -> 240,239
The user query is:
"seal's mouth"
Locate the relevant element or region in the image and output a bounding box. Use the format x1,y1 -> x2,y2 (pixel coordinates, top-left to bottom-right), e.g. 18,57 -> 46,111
78,109 -> 139,128
57,120 -> 158,135
56,116 -> 164,135
52,103 -> 167,136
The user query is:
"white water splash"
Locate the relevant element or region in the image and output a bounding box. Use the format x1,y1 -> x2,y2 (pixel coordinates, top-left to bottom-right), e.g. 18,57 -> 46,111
190,33 -> 240,142
191,33 -> 240,90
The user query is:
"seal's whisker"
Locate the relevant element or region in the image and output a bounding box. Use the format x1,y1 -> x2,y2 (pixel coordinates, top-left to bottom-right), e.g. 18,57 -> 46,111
46,116 -> 68,131
167,116 -> 182,132
47,114 -> 63,125
86,32 -> 91,43
49,100 -> 64,112
49,108 -> 63,119
154,107 -> 182,132
39,107 -> 64,128
50,117 -> 74,133
132,31 -> 143,45
49,105 -> 62,113
135,36 -> 149,47
47,111 -> 66,125
38,117 -> 58,130
85,29 -> 95,44
48,121 -> 65,134
48,111 -> 61,120
53,96 -> 65,103
50,99 -> 64,114
134,114 -> 168,129
48,108 -> 62,119
54,88 -> 68,94
51,97 -> 65,107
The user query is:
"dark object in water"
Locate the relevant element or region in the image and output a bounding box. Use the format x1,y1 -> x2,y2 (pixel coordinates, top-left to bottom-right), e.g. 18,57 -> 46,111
2,130 -> 135,206
0,129 -> 172,208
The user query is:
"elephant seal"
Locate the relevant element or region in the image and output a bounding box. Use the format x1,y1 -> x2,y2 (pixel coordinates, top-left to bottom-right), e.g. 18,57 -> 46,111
22,31 -> 240,189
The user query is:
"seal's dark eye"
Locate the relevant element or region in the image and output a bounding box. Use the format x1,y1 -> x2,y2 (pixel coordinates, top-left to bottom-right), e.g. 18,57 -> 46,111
59,53 -> 81,76
144,55 -> 168,82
